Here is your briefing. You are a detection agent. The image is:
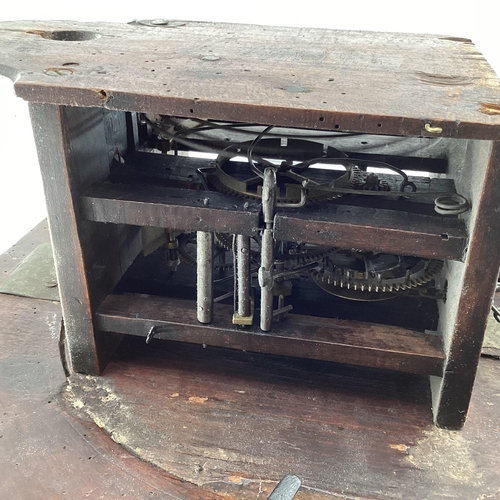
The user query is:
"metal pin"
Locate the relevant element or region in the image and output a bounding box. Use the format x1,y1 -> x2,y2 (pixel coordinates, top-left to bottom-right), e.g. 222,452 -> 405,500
146,326 -> 157,344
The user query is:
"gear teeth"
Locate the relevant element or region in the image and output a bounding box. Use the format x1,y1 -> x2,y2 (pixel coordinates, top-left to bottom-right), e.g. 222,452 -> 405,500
215,233 -> 233,251
313,257 -> 444,299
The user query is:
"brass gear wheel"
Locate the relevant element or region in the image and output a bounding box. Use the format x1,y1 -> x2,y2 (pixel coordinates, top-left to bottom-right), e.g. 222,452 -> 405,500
207,138 -> 362,204
311,251 -> 443,301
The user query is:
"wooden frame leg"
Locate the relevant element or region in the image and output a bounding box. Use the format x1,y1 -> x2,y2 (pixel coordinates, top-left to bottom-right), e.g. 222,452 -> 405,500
29,104 -> 141,375
431,141 -> 500,429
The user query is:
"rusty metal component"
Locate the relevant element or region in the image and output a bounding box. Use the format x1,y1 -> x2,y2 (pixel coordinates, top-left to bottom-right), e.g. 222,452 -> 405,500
493,305 -> 500,324
361,172 -> 390,191
196,231 -> 214,324
434,193 -> 469,215
259,168 -> 277,331
178,232 -> 233,271
267,474 -> 301,500
278,242 -> 334,266
233,234 -> 253,324
166,231 -> 180,270
208,138 -> 360,204
311,251 -> 443,300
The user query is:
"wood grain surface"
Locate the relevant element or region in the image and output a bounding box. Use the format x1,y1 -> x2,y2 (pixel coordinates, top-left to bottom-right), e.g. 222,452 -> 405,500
1,245 -> 500,499
96,293 -> 445,376
1,21 -> 499,139
64,335 -> 500,500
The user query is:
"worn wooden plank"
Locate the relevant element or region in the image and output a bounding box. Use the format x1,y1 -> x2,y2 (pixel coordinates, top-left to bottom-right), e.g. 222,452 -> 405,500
29,104 -> 98,375
29,104 -> 140,375
81,182 -> 261,236
0,220 -> 50,287
431,141 -> 500,429
275,204 -> 467,261
64,336 -> 500,500
0,292 -> 225,500
0,21 -> 499,140
95,293 -> 444,376
109,151 -> 210,188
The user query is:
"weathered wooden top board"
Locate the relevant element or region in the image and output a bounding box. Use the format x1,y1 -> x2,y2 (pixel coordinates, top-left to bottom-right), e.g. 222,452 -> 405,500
1,20 -> 499,140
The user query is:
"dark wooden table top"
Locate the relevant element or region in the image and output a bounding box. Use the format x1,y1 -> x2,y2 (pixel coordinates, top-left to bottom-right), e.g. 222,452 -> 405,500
1,222 -> 500,499
1,20 -> 499,140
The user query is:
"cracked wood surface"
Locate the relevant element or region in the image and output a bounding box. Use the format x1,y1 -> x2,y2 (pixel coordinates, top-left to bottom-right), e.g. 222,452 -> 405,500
0,20 -> 499,139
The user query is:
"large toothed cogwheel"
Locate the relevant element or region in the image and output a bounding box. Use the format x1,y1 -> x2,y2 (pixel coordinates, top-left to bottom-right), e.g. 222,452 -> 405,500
311,250 -> 443,301
275,242 -> 335,266
177,233 -> 235,271
208,138 -> 363,204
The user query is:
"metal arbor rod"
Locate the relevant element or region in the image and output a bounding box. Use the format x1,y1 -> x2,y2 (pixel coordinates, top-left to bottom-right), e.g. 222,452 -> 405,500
260,168 -> 277,332
196,231 -> 214,324
260,229 -> 274,331
236,235 -> 251,317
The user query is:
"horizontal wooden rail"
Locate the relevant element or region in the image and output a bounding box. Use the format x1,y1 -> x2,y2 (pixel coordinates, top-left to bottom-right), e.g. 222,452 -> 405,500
96,294 -> 445,376
275,205 -> 467,261
81,183 -> 261,236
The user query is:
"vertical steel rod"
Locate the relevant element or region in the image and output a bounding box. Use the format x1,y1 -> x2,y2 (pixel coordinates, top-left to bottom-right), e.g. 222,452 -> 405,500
236,235 -> 251,317
197,231 -> 214,324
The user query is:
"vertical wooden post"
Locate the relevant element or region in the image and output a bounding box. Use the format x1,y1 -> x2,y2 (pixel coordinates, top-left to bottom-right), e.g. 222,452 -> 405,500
29,104 -> 140,375
431,141 -> 500,429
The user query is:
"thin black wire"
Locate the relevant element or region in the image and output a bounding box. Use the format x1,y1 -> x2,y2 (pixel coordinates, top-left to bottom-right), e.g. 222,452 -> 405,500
164,116 -> 363,140
144,115 -> 414,191
247,125 -> 275,178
